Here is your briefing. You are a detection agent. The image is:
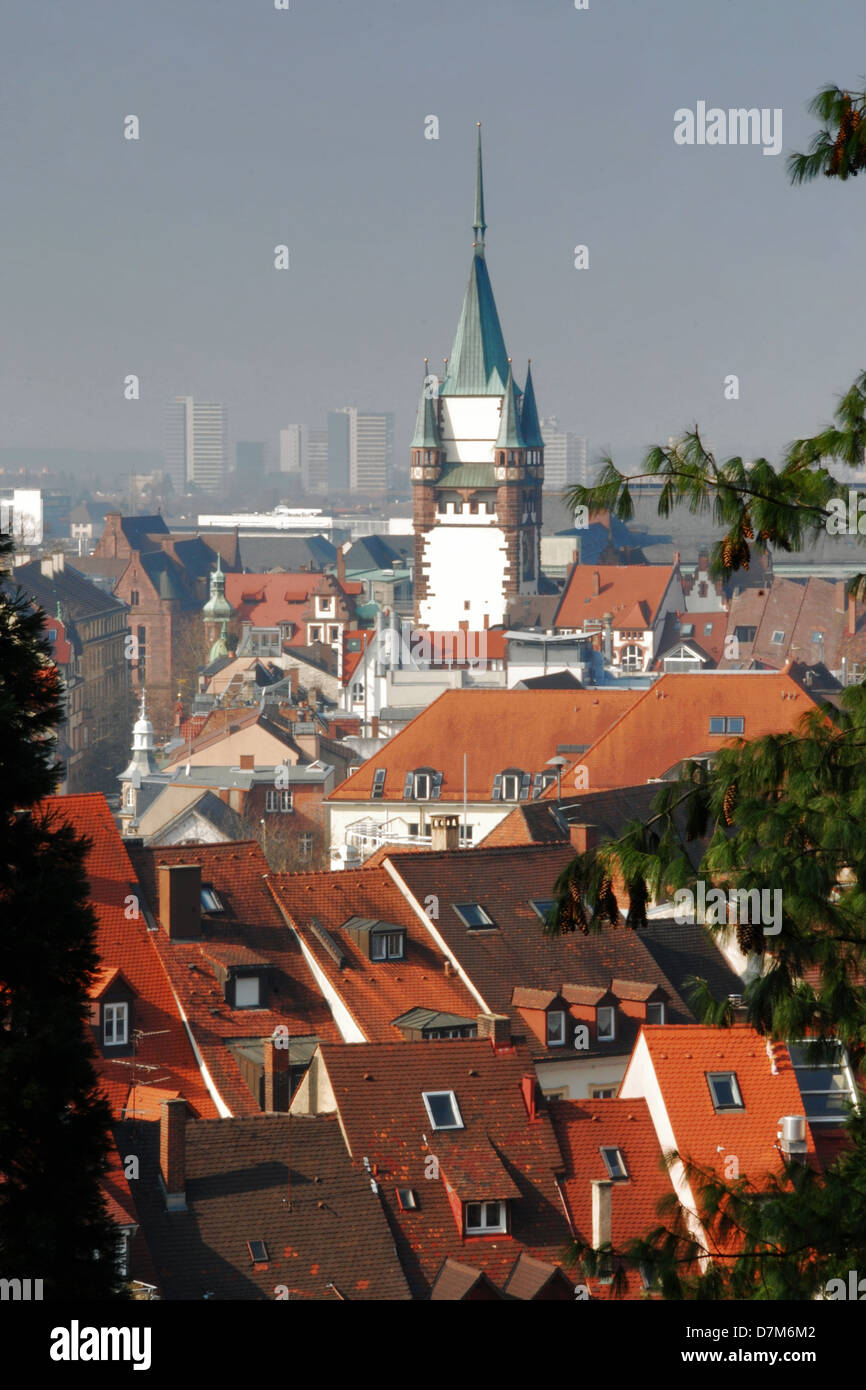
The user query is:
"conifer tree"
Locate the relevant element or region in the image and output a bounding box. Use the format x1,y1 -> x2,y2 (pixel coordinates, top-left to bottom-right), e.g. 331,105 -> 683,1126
0,533 -> 125,1298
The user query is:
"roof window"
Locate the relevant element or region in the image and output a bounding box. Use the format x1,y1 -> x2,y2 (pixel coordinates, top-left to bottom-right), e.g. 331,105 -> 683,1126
422,1090 -> 464,1131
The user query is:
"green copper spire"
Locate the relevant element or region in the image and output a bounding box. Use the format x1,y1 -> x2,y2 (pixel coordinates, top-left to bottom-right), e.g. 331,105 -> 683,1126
410,360 -> 442,448
203,551 -> 233,621
496,361 -> 525,448
520,360 -> 544,448
473,122 -> 486,254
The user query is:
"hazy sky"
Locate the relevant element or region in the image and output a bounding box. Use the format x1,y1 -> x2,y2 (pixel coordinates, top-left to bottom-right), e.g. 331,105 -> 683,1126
2,0 -> 865,478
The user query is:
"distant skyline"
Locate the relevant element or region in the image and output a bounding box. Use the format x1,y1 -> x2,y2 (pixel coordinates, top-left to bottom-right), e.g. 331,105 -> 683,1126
3,0 -> 866,483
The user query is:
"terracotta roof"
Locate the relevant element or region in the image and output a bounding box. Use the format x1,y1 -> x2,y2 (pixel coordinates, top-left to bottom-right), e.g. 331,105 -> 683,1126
123,1112 -> 411,1300
127,841 -> 341,1116
550,1097 -> 671,1298
554,564 -> 680,630
381,843 -> 693,1054
328,688 -> 639,803
315,1039 -> 572,1298
39,795 -> 218,1120
268,866 -> 478,1042
429,1257 -> 505,1300
541,670 -> 825,794
224,572 -> 362,630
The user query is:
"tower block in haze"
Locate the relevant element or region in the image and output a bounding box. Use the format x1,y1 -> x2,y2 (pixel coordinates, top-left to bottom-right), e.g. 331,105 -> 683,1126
412,126 -> 544,631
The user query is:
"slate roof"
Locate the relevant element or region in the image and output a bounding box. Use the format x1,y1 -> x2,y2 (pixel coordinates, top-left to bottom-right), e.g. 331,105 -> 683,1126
315,1039 -> 573,1298
39,795 -> 217,1119
327,688 -> 639,803
127,841 -> 341,1116
550,1097 -> 671,1298
122,1112 -> 411,1300
268,867 -> 479,1042
12,560 -> 127,621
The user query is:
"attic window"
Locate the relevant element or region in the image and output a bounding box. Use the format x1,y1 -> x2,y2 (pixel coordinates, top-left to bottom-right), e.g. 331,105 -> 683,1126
771,630 -> 785,645
453,903 -> 495,930
465,1201 -> 507,1234
370,929 -> 405,961
600,1146 -> 628,1180
547,1010 -> 566,1047
597,1007 -> 615,1042
422,1090 -> 464,1131
679,623 -> 694,636
647,1002 -> 665,1025
404,768 -> 442,801
530,899 -> 556,922
201,885 -> 223,913
371,768 -> 386,799
494,769 -> 531,802
247,1240 -> 269,1264
396,1188 -> 418,1211
704,623 -> 713,635
234,975 -> 261,1009
706,1071 -> 744,1111
103,1002 -> 128,1047
709,716 -> 744,735
812,630 -> 824,643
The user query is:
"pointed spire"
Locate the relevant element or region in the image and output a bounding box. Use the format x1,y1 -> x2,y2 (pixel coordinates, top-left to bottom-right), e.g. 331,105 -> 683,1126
496,361 -> 525,448
520,360 -> 544,448
411,359 -> 442,448
473,122 -> 486,254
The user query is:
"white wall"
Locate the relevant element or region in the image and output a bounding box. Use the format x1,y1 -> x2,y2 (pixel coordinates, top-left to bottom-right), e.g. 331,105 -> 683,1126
439,397 -> 502,464
418,523 -> 509,629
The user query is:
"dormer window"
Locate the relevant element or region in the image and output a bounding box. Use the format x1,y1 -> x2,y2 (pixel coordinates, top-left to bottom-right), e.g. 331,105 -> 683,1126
104,1002 -> 128,1047
547,1009 -> 566,1047
371,768 -> 386,799
597,1006 -> 615,1042
492,769 -> 531,802
234,974 -> 261,1009
464,1201 -> 507,1235
422,1090 -> 463,1130
370,929 -> 405,961
404,768 -> 442,801
647,1001 -> 665,1025
415,772 -> 431,800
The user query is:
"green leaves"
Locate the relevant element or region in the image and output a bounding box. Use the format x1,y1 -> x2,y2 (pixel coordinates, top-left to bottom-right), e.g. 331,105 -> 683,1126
788,85 -> 866,183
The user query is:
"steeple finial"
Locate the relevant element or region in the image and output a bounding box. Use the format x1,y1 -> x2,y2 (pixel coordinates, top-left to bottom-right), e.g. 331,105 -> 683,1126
473,123 -> 486,255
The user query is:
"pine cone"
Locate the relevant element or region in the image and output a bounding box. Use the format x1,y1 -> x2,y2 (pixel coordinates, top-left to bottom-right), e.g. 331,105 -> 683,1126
736,921 -> 763,955
723,783 -> 737,825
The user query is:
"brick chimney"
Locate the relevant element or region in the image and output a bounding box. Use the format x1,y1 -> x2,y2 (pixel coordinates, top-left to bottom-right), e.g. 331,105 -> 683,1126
336,546 -> 346,587
370,714 -> 379,738
591,1178 -> 612,1249
592,570 -> 600,596
430,813 -> 460,852
477,1012 -> 511,1047
836,579 -> 847,614
521,1073 -> 538,1122
263,1036 -> 290,1112
850,593 -> 857,638
160,1098 -> 188,1212
157,863 -> 202,939
569,823 -> 598,854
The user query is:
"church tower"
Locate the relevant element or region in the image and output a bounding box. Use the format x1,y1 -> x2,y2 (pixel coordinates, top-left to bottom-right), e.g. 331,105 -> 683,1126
118,689 -> 159,835
202,553 -> 234,649
413,125 -> 544,630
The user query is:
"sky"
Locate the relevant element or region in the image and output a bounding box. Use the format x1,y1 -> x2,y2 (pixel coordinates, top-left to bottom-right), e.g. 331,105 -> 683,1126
2,0 -> 865,479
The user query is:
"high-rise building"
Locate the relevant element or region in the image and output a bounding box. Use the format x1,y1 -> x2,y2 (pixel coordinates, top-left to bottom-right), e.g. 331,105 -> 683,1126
327,411 -> 351,492
164,396 -> 227,493
540,418 -> 587,490
350,410 -> 393,493
412,127 -> 544,630
303,431 -> 329,494
279,425 -> 304,475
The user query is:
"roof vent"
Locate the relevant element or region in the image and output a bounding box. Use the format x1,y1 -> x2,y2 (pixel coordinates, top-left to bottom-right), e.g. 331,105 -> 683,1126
779,1114 -> 807,1158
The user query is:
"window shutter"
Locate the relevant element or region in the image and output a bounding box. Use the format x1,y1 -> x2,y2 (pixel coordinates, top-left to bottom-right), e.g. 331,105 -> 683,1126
531,772 -> 543,798
519,772 -> 531,801
431,771 -> 443,800
403,771 -> 415,799
491,773 -> 502,801
372,768 -> 386,798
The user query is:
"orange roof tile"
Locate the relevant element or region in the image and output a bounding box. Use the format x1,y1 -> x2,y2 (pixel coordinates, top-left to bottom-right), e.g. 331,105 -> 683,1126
554,565 -> 680,630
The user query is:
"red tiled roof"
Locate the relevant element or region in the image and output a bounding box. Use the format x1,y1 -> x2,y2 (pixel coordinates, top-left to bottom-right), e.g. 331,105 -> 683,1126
550,1097 -> 671,1298
554,565 -> 679,630
316,1039 -> 572,1298
268,866 -> 479,1042
224,573 -> 362,630
542,670 -> 825,794
328,688 -> 639,803
126,841 -> 341,1115
39,794 -> 218,1120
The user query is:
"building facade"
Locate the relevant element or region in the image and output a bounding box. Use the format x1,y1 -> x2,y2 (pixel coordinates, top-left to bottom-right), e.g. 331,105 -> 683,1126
165,396 -> 227,493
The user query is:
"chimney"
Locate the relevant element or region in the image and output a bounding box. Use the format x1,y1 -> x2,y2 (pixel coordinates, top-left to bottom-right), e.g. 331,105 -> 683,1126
569,823 -> 598,854
370,714 -> 379,739
239,753 -> 254,771
592,570 -> 600,596
673,550 -> 680,567
52,551 -> 65,572
40,556 -> 53,579
430,813 -> 460,852
849,593 -> 856,638
476,1012 -> 511,1048
778,1114 -> 808,1160
288,665 -> 299,697
263,1036 -> 290,1112
520,1073 -> 538,1122
160,1098 -> 188,1211
336,546 -> 346,587
591,1178 -> 613,1249
602,613 -> 613,663
835,579 -> 847,614
157,863 -> 202,939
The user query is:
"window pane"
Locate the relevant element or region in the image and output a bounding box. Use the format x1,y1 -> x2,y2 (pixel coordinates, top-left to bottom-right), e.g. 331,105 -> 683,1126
466,1204 -> 481,1228
235,976 -> 260,1008
484,1202 -> 501,1226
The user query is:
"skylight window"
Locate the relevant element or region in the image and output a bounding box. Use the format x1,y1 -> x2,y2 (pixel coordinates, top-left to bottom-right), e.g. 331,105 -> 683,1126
453,903 -> 495,930
201,885 -> 223,913
771,630 -> 785,644
422,1090 -> 464,1130
600,1146 -> 628,1180
706,1071 -> 744,1111
396,1188 -> 418,1211
709,716 -> 744,735
371,768 -> 386,799
530,899 -> 556,922
704,623 -> 714,635
247,1240 -> 269,1264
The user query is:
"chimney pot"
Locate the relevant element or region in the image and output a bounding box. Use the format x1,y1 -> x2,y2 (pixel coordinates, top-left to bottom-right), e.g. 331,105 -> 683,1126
592,570 -> 600,596
476,1012 -> 511,1048
263,1036 -> 290,1112
430,813 -> 460,853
